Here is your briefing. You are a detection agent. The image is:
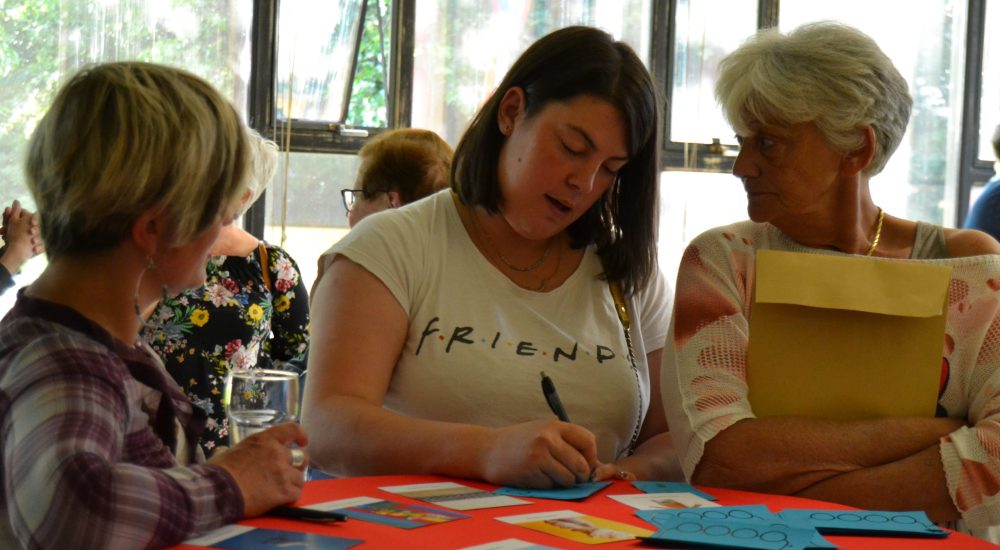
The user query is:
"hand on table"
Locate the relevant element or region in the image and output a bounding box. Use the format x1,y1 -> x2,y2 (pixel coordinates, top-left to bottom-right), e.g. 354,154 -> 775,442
210,422 -> 309,517
479,419 -> 600,489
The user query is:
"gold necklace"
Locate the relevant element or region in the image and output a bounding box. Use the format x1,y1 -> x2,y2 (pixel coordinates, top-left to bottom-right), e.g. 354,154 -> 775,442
534,240 -> 563,291
865,207 -> 884,256
470,208 -> 553,272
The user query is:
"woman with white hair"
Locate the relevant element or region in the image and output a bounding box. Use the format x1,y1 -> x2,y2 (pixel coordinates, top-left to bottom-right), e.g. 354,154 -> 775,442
143,131 -> 310,456
662,21 -> 1000,538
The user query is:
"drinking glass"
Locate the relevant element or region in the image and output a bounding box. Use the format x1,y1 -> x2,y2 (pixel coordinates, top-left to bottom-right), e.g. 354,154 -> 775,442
225,368 -> 300,445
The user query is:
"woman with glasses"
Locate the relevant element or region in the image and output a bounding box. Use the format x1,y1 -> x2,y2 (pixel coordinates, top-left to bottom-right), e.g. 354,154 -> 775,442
340,128 -> 453,228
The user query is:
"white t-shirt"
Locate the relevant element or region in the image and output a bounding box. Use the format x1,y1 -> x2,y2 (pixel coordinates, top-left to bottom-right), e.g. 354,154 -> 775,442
321,190 -> 671,461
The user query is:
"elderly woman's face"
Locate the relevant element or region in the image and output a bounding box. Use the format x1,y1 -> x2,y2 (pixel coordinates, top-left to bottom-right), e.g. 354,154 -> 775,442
732,121 -> 845,225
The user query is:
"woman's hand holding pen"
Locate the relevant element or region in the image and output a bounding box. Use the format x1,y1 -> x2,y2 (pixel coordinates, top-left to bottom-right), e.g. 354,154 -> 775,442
477,419 -> 600,489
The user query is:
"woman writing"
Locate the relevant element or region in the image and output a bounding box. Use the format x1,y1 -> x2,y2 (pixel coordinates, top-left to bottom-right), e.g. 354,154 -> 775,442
0,62 -> 308,548
303,26 -> 677,487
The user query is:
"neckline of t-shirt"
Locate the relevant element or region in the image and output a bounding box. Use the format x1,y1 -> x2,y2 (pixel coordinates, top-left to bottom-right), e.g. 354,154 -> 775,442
445,193 -> 592,296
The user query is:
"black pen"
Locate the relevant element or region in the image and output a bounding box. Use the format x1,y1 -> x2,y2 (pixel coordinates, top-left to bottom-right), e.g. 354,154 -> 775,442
540,371 -> 570,422
267,505 -> 348,523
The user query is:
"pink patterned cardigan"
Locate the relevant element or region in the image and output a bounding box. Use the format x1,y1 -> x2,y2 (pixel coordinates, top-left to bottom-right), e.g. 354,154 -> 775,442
661,220 -> 1000,530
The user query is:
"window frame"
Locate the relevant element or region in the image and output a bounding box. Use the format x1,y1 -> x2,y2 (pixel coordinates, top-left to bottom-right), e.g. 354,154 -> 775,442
244,0 -> 992,235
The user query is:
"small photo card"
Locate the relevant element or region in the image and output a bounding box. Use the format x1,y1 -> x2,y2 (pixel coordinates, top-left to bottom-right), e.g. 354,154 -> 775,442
609,492 -> 720,510
496,509 -> 653,545
379,481 -> 531,510
307,495 -> 468,529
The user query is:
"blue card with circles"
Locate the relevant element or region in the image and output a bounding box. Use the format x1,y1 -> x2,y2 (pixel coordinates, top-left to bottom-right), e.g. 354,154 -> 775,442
639,516 -> 818,549
494,481 -> 611,501
778,509 -> 949,537
637,505 -> 834,549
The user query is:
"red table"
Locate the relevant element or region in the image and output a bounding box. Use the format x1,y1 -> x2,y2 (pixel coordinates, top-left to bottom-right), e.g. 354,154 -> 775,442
175,475 -> 997,549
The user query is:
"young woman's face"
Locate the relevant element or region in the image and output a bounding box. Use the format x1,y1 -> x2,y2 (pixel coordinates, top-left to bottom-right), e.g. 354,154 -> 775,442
495,92 -> 629,240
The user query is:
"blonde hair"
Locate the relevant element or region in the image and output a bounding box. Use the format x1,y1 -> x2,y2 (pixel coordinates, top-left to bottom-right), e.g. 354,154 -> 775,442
715,22 -> 912,176
356,128 -> 452,204
238,130 -> 280,217
26,62 -> 248,257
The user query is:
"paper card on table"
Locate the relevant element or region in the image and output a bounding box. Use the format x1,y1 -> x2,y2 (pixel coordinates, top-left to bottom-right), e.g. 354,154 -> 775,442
494,481 -> 611,500
640,517 -> 817,550
636,504 -> 776,528
637,506 -> 834,549
184,525 -> 363,549
610,492 -> 719,510
305,495 -> 468,528
779,509 -> 950,537
379,481 -> 531,510
748,250 -> 952,420
496,509 -> 653,545
632,481 -> 717,501
460,538 -> 562,550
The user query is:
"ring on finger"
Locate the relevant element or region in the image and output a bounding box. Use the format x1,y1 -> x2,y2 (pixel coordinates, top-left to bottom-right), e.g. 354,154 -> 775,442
290,447 -> 305,468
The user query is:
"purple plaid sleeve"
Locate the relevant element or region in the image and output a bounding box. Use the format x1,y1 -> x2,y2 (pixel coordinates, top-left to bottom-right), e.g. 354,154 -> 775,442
0,305 -> 243,549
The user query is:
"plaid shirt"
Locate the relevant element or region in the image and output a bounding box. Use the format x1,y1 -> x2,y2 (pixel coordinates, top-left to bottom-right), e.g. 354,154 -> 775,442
0,291 -> 243,549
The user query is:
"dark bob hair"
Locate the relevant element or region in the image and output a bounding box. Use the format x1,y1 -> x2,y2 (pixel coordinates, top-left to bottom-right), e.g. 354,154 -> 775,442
451,26 -> 662,297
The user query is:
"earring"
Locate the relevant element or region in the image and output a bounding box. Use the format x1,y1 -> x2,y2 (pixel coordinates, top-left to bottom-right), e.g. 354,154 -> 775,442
134,256 -> 155,321
505,124 -> 512,133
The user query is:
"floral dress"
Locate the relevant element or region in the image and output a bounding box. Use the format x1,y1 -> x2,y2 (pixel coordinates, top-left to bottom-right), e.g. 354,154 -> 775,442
142,242 -> 309,454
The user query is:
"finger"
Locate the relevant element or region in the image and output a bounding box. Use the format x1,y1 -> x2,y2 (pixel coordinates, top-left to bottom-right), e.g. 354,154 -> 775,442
260,422 -> 309,446
553,423 -> 599,476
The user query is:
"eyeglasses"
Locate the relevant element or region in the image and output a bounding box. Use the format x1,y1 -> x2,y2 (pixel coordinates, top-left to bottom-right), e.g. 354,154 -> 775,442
341,189 -> 365,212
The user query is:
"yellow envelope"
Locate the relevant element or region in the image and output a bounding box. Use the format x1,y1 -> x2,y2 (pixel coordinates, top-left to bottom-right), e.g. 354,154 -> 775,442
747,249 -> 953,420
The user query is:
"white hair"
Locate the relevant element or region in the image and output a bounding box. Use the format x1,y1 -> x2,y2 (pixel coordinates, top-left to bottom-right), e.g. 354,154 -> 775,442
238,130 -> 279,216
715,21 -> 912,176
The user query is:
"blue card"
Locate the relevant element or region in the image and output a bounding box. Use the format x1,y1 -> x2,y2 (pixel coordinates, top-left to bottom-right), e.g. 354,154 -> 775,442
641,516 -> 817,550
779,509 -> 949,537
637,506 -> 834,549
632,481 -> 718,501
494,481 -> 611,500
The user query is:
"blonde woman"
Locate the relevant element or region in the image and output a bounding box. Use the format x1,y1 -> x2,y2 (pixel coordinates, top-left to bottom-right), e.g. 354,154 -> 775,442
0,62 -> 308,548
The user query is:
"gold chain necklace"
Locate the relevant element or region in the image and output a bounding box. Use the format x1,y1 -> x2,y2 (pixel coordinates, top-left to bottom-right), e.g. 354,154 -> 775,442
470,208 -> 553,272
865,207 -> 884,256
534,240 -> 563,291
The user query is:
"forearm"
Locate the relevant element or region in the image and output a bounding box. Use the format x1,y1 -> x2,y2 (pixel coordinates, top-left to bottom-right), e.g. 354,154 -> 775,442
615,431 -> 683,481
303,394 -> 494,480
695,415 -> 963,493
796,444 -> 958,523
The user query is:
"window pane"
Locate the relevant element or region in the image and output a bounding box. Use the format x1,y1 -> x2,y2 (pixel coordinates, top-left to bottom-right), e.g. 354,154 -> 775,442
669,0 -> 757,145
411,0 -> 651,145
780,0 -> 967,227
1,1 -> 252,207
262,152 -> 358,293
658,171 -> 747,282
276,0 -> 390,127
980,0 -> 1000,162
0,0 -> 252,315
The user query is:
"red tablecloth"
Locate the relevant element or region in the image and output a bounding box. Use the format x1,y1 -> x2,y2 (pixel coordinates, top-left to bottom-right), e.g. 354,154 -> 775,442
174,474 -> 997,549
